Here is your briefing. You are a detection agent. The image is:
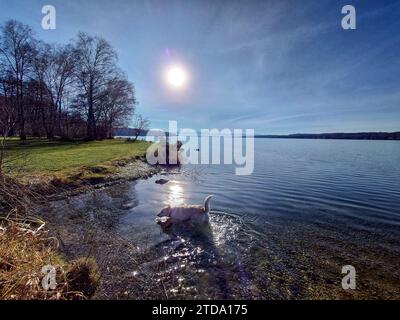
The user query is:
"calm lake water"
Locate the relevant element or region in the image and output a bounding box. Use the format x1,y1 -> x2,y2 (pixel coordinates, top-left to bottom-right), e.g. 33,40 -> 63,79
52,139 -> 400,299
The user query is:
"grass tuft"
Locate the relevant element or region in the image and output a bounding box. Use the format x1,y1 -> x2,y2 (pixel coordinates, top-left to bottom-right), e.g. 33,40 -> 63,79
66,258 -> 100,300
0,216 -> 99,300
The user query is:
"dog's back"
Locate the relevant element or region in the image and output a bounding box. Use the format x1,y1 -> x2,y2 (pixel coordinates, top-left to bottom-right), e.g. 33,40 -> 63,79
157,195 -> 214,224
169,205 -> 205,221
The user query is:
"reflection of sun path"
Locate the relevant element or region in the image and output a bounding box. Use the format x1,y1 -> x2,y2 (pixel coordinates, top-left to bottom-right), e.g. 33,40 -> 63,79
167,181 -> 185,206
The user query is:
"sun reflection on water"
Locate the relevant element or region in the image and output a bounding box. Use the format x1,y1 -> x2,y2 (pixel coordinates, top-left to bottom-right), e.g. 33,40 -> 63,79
167,182 -> 185,206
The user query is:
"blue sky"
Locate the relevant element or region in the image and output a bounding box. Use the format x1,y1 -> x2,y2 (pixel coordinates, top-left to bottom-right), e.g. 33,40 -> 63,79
0,0 -> 399,134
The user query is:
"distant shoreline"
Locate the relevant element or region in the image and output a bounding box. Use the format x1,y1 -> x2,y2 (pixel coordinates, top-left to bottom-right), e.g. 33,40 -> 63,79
115,129 -> 400,141
254,132 -> 400,140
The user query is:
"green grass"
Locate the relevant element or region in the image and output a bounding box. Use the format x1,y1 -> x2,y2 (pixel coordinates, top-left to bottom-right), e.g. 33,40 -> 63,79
2,138 -> 150,178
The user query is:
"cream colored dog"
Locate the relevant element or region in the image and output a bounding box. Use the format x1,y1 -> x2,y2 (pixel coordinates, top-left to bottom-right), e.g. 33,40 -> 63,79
157,195 -> 213,224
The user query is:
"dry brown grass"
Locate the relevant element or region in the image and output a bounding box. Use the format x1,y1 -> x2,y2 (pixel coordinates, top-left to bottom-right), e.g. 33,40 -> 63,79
0,215 -> 100,300
66,257 -> 100,300
0,175 -> 41,213
0,215 -> 68,299
0,174 -> 100,300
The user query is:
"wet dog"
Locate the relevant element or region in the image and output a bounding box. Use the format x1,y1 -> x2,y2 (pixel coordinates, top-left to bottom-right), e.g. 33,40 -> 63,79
157,195 -> 213,225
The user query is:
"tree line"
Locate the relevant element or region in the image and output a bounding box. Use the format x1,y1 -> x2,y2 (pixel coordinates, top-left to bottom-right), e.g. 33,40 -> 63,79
0,20 -> 146,142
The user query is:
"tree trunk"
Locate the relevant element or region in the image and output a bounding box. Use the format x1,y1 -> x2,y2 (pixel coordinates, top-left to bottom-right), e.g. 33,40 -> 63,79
17,94 -> 26,142
87,82 -> 96,140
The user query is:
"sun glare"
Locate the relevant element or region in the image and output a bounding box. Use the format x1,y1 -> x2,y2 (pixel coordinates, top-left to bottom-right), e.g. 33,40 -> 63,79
168,182 -> 185,205
165,66 -> 187,88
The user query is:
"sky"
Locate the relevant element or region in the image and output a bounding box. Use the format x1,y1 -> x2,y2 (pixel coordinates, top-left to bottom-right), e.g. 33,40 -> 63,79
0,0 -> 399,134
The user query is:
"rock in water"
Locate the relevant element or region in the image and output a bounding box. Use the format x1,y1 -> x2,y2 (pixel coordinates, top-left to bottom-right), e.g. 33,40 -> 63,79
155,179 -> 169,185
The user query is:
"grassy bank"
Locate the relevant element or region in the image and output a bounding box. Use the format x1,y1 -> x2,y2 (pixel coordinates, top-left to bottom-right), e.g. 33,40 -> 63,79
0,138 -> 154,299
3,138 -> 149,176
2,138 -> 157,193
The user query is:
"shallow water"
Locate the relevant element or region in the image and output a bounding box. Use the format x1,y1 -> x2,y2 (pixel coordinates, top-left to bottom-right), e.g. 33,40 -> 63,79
51,139 -> 400,299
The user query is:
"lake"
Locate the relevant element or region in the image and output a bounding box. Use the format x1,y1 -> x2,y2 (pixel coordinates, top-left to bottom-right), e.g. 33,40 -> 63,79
50,139 -> 400,299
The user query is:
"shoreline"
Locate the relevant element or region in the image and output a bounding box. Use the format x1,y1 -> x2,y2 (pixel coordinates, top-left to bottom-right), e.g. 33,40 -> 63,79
1,156 -> 165,299
20,157 -> 162,202
1,139 -> 173,299
37,162 -> 170,300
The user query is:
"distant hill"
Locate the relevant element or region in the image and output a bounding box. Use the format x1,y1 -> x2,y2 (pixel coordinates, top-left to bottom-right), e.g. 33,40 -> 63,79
113,128 -> 148,136
114,128 -> 400,140
255,132 -> 400,140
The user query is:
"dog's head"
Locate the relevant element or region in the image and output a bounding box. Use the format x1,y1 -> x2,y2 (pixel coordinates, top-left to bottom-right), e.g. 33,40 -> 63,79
157,205 -> 171,217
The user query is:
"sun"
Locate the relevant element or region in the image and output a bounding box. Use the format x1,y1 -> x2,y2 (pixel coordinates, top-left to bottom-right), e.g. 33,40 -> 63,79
166,66 -> 187,88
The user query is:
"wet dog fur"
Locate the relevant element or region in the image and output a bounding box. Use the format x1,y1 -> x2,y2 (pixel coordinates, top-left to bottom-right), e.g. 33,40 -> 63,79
157,195 -> 213,225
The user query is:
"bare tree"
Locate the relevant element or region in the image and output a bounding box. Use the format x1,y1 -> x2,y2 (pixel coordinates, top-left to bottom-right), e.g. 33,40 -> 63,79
0,21 -> 140,142
73,33 -> 118,140
38,43 -> 75,138
131,114 -> 150,142
99,74 -> 137,139
30,41 -> 51,137
0,76 -> 17,174
0,20 -> 35,142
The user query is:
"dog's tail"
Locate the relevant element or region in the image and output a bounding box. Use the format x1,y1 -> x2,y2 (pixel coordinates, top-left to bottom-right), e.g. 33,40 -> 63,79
204,195 -> 214,214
